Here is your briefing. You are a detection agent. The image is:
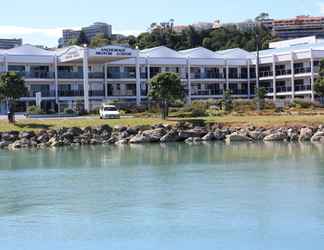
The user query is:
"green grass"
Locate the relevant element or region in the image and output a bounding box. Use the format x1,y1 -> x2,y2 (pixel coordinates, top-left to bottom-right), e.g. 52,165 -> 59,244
1,114 -> 324,132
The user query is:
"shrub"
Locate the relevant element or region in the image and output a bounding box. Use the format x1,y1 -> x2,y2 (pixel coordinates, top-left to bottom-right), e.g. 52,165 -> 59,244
290,99 -> 313,109
191,109 -> 207,117
232,99 -> 256,112
27,105 -> 44,115
64,108 -> 75,115
191,100 -> 208,111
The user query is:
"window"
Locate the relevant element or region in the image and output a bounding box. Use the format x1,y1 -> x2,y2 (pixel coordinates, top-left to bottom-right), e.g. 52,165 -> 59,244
8,65 -> 25,72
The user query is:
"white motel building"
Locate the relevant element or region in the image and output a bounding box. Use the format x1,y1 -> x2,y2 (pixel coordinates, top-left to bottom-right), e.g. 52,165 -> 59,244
0,36 -> 323,114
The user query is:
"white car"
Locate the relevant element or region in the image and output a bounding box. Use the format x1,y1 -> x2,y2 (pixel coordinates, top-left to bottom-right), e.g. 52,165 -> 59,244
99,105 -> 120,119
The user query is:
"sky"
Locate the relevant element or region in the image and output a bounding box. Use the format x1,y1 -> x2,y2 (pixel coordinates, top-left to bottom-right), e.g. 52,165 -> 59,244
1,0 -> 324,47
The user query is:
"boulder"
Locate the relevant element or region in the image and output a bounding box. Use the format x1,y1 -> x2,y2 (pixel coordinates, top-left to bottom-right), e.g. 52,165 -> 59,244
287,128 -> 299,141
226,132 -> 252,142
202,132 -> 215,141
130,128 -> 166,143
299,127 -> 313,141
66,127 -> 82,136
0,141 -> 11,148
311,131 -> 324,143
19,131 -> 35,139
178,127 -> 208,139
1,131 -> 19,142
248,131 -> 266,141
185,137 -> 203,144
160,130 -> 182,143
213,129 -> 226,141
263,132 -> 288,142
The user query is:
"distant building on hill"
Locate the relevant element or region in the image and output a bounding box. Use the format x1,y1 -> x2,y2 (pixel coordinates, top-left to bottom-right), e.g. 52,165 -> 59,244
0,38 -> 23,49
61,22 -> 112,46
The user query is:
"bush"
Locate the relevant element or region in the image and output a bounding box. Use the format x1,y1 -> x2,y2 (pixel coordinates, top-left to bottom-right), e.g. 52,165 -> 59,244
290,99 -> 313,109
191,109 -> 207,117
89,107 -> 100,115
64,108 -> 75,115
27,105 -> 44,115
191,100 -> 208,111
232,100 -> 256,112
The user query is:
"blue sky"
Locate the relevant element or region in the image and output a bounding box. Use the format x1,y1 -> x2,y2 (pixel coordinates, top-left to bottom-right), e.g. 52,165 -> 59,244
1,0 -> 323,47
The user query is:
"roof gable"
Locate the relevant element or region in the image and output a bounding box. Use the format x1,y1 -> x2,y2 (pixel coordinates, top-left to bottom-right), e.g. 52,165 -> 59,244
178,47 -> 222,58
6,44 -> 55,56
140,46 -> 179,58
216,48 -> 254,59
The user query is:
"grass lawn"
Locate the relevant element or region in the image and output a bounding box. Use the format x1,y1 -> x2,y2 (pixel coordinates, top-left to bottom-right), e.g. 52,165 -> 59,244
1,114 -> 324,132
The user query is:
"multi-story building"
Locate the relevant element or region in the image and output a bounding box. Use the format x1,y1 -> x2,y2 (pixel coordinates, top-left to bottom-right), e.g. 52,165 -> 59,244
273,16 -> 324,39
62,22 -> 112,46
0,36 -> 322,114
0,38 -> 23,49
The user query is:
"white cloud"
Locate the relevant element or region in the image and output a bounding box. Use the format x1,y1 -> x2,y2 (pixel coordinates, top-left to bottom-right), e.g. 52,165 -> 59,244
318,2 -> 324,15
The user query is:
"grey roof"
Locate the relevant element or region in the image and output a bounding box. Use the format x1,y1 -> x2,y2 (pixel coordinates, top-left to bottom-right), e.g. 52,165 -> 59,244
216,48 -> 255,59
178,47 -> 223,58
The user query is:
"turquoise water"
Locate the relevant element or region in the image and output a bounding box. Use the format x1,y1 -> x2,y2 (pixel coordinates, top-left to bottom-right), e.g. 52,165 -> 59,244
1,142 -> 324,250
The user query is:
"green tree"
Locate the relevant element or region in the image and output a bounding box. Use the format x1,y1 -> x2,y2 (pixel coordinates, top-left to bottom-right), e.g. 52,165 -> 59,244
0,72 -> 27,122
222,89 -> 233,112
149,72 -> 184,119
255,12 -> 270,21
255,87 -> 267,110
77,30 -> 89,46
89,34 -> 111,48
314,59 -> 324,104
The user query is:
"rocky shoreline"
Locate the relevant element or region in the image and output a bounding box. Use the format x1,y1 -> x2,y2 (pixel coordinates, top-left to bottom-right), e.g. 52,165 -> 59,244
1,122 -> 324,150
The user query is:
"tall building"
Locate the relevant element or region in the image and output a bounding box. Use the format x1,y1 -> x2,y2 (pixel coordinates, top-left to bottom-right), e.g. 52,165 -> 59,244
0,38 -> 22,49
273,16 -> 324,39
62,22 -> 112,46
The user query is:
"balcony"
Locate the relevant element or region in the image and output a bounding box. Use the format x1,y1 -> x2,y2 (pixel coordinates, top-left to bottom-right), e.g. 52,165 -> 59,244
191,72 -> 225,79
294,67 -> 311,74
59,90 -> 84,97
276,86 -> 292,93
107,72 -> 136,79
192,89 -> 223,96
229,89 -> 249,95
295,85 -> 311,92
260,71 -> 273,77
276,69 -> 292,76
27,90 -> 56,97
89,90 -> 105,96
58,71 -> 83,79
89,72 -> 104,79
14,71 -> 54,79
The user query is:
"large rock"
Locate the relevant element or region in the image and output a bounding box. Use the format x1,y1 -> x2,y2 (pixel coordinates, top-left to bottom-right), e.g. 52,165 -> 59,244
19,131 -> 35,139
226,132 -> 252,142
160,129 -> 182,143
264,132 -> 288,142
1,131 -> 19,142
299,127 -> 313,141
130,128 -> 166,143
213,129 -> 226,141
9,138 -> 33,149
287,128 -> 299,142
178,127 -> 208,139
248,130 -> 266,141
311,131 -> 324,143
0,141 -> 11,148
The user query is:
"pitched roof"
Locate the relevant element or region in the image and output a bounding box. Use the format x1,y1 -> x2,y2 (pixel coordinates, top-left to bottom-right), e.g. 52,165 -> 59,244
216,48 -> 255,59
178,47 -> 223,58
5,44 -> 55,56
140,46 -> 180,58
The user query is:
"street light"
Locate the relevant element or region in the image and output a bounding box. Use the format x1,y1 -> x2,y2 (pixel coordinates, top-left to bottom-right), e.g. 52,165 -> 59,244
255,26 -> 261,112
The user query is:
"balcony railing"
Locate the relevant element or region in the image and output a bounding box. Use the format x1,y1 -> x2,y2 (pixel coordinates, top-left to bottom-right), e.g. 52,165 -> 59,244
276,86 -> 292,93
15,71 -> 54,79
107,72 -> 136,79
58,72 -> 83,79
89,90 -> 105,96
294,67 -> 311,74
27,90 -> 56,97
276,69 -> 292,76
58,90 -> 84,97
192,89 -> 223,96
260,71 -> 273,77
295,85 -> 311,91
89,72 -> 104,79
191,72 -> 226,79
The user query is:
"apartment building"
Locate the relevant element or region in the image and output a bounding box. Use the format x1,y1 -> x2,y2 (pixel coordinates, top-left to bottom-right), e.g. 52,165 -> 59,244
273,16 -> 324,39
0,36 -> 322,114
0,38 -> 23,49
62,22 -> 112,46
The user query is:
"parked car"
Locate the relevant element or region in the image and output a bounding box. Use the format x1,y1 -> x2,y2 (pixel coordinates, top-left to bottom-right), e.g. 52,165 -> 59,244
99,105 -> 120,119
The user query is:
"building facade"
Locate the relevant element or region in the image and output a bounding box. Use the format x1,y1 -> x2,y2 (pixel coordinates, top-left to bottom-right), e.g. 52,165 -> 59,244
273,16 -> 324,40
62,22 -> 112,46
0,37 -> 322,114
0,38 -> 23,49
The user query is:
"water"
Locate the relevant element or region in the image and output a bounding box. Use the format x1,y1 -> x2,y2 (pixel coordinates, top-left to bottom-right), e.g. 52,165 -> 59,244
1,142 -> 324,250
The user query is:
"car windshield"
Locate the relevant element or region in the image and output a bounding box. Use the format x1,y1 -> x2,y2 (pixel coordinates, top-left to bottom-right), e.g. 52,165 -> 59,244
104,107 -> 117,111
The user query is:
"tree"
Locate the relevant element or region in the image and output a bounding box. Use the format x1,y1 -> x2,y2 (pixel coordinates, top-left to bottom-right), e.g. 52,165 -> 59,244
0,72 -> 27,122
77,30 -> 89,46
222,90 -> 233,112
255,87 -> 267,110
314,59 -> 324,104
149,72 -> 184,119
255,12 -> 270,21
89,34 -> 111,48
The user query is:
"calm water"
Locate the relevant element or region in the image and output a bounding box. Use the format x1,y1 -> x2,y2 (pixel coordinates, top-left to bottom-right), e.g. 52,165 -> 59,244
1,142 -> 324,250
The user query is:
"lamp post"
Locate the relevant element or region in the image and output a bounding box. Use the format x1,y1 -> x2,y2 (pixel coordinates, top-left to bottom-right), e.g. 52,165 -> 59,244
255,29 -> 261,112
